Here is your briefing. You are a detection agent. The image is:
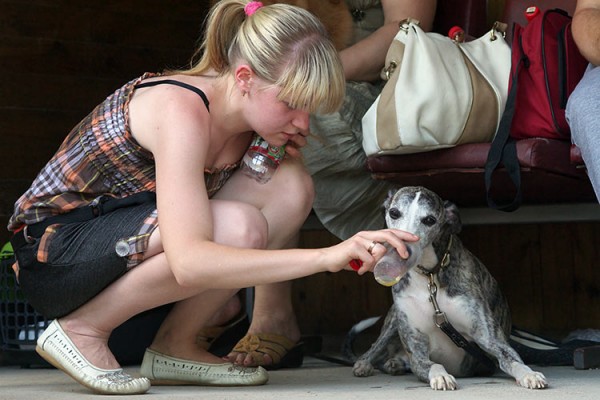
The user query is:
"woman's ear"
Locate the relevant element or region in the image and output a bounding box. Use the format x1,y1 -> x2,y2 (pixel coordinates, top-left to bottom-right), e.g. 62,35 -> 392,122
234,65 -> 254,95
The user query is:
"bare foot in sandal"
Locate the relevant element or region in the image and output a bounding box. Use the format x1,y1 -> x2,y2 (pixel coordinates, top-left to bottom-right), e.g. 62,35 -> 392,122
226,303 -> 301,368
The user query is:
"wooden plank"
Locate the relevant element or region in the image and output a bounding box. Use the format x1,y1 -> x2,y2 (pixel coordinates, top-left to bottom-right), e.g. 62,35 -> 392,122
0,179 -> 32,246
0,36 -> 191,80
0,72 -> 124,111
461,224 -> 546,331
0,109 -> 80,179
572,223 -> 600,329
0,5 -> 206,50
539,223 -> 577,338
0,0 -> 210,24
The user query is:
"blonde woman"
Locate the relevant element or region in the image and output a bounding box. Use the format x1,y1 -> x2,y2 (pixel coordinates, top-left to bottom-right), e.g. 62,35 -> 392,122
8,0 -> 417,395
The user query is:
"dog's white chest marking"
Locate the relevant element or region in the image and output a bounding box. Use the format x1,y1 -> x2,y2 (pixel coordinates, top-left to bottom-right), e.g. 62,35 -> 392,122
398,272 -> 472,334
396,271 -> 476,371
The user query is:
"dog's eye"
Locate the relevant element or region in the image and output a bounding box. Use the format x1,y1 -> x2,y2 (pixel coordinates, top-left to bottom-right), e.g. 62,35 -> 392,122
388,208 -> 401,220
422,216 -> 437,226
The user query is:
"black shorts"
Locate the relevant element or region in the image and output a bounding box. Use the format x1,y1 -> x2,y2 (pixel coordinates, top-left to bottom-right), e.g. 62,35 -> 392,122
13,200 -> 157,319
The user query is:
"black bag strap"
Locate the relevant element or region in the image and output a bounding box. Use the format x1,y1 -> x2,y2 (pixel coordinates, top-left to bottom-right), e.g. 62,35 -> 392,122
484,35 -> 528,212
438,320 -> 497,371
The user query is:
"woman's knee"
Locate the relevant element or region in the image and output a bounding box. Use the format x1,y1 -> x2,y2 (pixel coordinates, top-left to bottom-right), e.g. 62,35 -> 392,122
213,202 -> 269,249
274,158 -> 315,214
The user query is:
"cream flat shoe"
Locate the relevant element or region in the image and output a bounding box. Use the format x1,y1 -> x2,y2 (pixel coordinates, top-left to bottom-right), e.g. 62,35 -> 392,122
36,320 -> 151,395
140,348 -> 268,386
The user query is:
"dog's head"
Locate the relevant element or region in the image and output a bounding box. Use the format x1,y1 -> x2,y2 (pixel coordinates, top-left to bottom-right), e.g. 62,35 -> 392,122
383,186 -> 462,265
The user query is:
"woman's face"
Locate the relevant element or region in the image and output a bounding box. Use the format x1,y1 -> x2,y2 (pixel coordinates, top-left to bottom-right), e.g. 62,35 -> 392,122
246,79 -> 310,147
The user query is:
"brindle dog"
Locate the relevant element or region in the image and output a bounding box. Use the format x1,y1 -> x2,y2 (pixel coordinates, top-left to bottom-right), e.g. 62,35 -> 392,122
351,186 -> 548,390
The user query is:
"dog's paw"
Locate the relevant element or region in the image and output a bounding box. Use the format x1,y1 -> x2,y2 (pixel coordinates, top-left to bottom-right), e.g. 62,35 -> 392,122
352,360 -> 375,377
429,375 -> 457,391
428,364 -> 457,390
517,371 -> 548,389
381,357 -> 409,375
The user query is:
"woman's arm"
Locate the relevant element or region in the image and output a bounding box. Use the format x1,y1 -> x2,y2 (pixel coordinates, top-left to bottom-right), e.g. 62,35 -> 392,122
340,0 -> 437,82
139,85 -> 418,290
572,0 -> 600,66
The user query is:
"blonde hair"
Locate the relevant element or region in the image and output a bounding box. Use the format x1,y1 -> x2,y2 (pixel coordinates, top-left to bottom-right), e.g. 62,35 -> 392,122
175,0 -> 345,114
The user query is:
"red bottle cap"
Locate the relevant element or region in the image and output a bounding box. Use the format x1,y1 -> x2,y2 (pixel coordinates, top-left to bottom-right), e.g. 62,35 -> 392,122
349,259 -> 363,271
448,26 -> 465,42
525,6 -> 540,21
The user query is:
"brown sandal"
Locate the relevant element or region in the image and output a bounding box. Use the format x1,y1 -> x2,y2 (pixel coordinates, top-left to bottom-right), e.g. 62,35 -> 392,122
230,333 -> 303,370
196,313 -> 249,356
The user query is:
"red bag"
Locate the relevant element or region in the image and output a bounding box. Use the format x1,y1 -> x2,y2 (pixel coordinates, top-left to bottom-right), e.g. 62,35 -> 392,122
509,7 -> 588,139
484,7 -> 589,212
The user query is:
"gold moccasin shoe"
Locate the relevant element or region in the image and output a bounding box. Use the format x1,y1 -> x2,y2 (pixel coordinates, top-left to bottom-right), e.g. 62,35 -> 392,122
140,348 -> 269,386
36,320 -> 151,395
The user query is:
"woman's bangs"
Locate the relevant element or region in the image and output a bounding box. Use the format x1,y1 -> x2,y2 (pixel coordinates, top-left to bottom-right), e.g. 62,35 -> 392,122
276,59 -> 344,114
277,42 -> 346,113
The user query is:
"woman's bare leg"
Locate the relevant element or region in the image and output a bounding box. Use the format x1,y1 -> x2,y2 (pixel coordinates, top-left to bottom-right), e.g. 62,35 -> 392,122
56,199 -> 269,370
214,158 -> 314,366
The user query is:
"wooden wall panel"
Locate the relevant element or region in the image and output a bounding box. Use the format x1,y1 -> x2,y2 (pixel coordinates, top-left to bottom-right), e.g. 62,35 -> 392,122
297,222 -> 600,341
0,0 -> 210,245
572,224 -> 600,329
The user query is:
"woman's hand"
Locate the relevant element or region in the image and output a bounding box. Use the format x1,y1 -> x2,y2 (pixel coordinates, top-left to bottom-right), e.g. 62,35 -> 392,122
283,128 -> 309,158
324,229 -> 419,275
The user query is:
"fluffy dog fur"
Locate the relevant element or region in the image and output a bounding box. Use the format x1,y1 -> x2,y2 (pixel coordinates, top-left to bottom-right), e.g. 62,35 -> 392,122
349,186 -> 548,390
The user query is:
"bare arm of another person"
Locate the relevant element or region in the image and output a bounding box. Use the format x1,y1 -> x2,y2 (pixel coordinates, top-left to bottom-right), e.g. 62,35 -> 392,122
341,0 -> 437,82
573,0 -> 600,66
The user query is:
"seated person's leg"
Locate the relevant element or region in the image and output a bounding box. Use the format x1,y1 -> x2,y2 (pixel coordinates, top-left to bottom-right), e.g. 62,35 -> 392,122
567,65 -> 600,202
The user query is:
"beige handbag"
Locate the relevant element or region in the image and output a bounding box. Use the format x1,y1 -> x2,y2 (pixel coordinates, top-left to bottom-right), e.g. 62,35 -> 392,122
362,19 -> 511,156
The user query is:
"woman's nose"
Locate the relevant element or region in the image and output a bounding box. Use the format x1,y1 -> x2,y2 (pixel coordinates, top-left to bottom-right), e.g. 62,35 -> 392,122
292,110 -> 310,131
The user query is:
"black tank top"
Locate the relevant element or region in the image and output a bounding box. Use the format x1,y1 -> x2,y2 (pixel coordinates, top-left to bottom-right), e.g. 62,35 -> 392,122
136,79 -> 209,111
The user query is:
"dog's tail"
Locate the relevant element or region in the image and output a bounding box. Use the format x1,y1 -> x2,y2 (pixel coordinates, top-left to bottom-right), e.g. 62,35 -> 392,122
342,316 -> 381,362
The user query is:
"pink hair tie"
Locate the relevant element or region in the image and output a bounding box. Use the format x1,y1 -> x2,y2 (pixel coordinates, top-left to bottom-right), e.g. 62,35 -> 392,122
244,1 -> 263,16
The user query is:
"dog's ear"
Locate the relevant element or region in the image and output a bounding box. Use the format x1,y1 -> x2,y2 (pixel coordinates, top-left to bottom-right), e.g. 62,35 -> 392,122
443,200 -> 462,234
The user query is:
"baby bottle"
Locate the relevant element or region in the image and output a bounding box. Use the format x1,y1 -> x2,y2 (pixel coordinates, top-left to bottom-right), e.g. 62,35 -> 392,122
373,245 -> 418,287
241,134 -> 286,184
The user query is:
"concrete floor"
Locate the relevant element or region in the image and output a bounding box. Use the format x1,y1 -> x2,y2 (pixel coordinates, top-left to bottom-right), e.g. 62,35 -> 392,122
1,356 -> 600,400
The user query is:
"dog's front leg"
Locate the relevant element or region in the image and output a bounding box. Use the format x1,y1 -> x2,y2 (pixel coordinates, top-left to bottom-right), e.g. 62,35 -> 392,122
504,361 -> 548,389
400,327 -> 457,390
479,337 -> 548,389
473,323 -> 548,389
353,309 -> 401,377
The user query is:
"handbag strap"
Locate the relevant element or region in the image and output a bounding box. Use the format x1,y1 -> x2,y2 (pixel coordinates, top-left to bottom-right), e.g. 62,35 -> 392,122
484,35 -> 527,212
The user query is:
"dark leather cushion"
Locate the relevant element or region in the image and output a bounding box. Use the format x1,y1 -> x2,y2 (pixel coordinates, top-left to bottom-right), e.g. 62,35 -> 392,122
366,139 -> 594,207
